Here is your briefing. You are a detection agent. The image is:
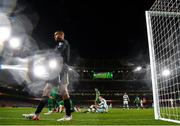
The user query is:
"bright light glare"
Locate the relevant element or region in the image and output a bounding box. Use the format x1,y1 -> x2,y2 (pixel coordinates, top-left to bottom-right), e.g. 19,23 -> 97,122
0,64 -> 28,71
134,66 -> 142,71
68,67 -> 73,71
0,27 -> 11,41
49,59 -> 57,69
162,69 -> 170,77
33,65 -> 47,78
9,37 -> 21,49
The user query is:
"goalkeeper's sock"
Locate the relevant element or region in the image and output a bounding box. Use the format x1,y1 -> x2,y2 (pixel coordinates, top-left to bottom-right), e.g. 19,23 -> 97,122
64,99 -> 71,116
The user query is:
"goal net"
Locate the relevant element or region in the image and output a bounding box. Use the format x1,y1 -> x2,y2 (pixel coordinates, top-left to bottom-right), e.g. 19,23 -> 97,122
146,0 -> 180,123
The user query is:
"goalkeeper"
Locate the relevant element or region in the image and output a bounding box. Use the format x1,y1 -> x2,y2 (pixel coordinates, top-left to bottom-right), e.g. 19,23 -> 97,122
22,31 -> 72,121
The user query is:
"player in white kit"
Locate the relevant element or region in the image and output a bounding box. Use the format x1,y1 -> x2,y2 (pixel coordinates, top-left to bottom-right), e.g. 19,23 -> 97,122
123,92 -> 130,109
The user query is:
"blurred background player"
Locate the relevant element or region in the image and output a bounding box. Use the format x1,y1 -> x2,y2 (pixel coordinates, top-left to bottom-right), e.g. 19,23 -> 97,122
123,92 -> 130,109
23,31 -> 72,121
134,95 -> 141,109
85,96 -> 108,113
98,96 -> 108,112
95,88 -> 100,105
140,98 -> 144,109
141,96 -> 147,109
170,98 -> 174,109
44,86 -> 61,115
109,102 -> 112,108
56,99 -> 80,113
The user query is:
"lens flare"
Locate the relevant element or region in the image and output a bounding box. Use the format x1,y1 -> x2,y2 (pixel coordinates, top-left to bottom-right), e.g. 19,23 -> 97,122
134,66 -> 142,71
9,37 -> 21,49
0,27 -> 11,42
162,69 -> 170,77
33,65 -> 48,78
49,59 -> 57,69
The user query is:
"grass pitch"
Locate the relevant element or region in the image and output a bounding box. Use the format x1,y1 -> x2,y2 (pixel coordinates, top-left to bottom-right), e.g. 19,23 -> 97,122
0,107 -> 178,125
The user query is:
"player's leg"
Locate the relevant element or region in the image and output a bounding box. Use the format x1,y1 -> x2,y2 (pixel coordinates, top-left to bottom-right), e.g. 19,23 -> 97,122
34,96 -> 49,118
123,101 -> 127,109
59,105 -> 64,113
105,104 -> 108,112
23,96 -> 49,120
123,101 -> 125,109
58,87 -> 72,121
52,98 -> 58,112
84,105 -> 93,113
97,105 -> 106,113
124,101 -> 129,109
57,87 -> 72,121
141,102 -> 144,109
127,102 -> 129,109
58,100 -> 64,113
171,102 -> 174,109
136,103 -> 139,109
57,70 -> 72,121
138,103 -> 140,109
44,98 -> 53,115
23,83 -> 52,120
33,83 -> 53,119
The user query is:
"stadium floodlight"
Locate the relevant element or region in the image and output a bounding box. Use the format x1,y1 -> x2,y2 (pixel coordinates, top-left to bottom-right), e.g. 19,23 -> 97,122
0,27 -> 11,42
9,37 -> 21,49
68,67 -> 73,71
146,0 -> 180,123
48,59 -> 58,69
162,69 -> 170,77
134,66 -> 142,72
33,65 -> 48,78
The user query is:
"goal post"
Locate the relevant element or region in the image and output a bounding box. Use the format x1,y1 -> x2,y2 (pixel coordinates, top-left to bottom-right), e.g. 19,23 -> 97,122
145,0 -> 180,123
146,11 -> 159,119
145,11 -> 160,120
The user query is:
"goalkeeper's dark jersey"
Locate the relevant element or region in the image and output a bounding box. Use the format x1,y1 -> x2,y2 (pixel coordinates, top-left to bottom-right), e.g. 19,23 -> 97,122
55,39 -> 70,64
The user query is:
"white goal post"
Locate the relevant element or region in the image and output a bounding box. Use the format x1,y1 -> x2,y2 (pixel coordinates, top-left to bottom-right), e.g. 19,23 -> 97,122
145,0 -> 180,124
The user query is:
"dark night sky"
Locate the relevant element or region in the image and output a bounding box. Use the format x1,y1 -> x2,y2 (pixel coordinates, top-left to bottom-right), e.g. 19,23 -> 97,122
23,0 -> 155,61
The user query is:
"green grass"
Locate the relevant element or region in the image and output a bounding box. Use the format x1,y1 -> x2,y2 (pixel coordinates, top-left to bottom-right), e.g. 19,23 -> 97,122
0,107 -> 179,125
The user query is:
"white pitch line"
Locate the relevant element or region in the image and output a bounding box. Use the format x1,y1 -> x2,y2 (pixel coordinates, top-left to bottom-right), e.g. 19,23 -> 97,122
0,117 -> 154,121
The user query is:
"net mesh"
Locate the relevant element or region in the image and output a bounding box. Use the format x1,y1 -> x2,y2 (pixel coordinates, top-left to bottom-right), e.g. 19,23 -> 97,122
150,0 -> 180,12
147,0 -> 180,122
